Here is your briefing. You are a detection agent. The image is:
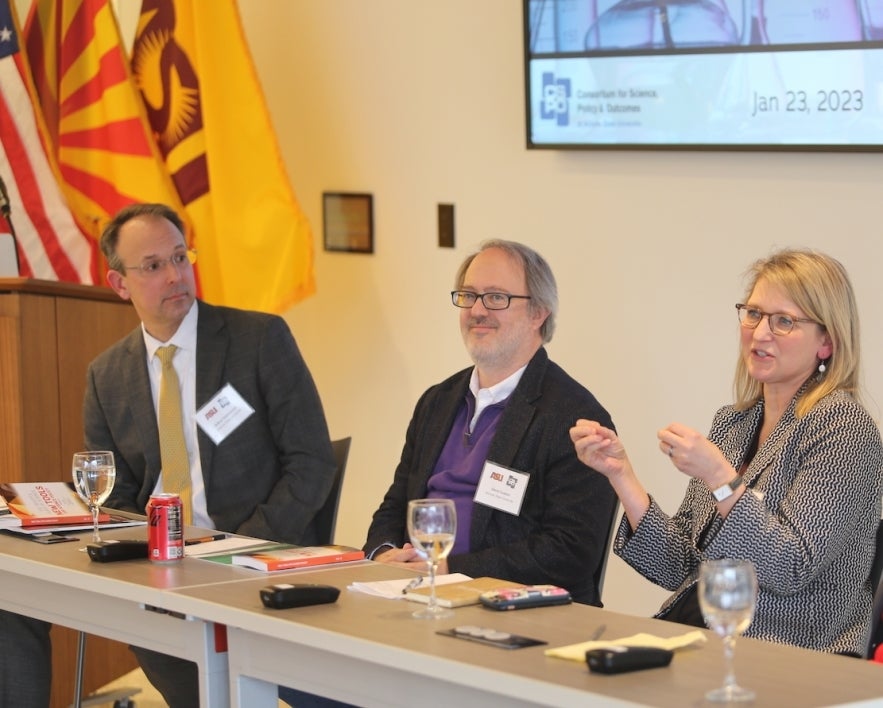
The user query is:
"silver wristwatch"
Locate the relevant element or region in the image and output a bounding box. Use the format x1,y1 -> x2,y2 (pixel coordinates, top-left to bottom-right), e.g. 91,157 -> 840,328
711,476 -> 744,502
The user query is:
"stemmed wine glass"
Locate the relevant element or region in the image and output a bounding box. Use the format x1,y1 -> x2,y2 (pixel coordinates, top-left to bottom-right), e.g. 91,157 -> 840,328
407,498 -> 457,619
699,558 -> 758,702
71,451 -> 116,543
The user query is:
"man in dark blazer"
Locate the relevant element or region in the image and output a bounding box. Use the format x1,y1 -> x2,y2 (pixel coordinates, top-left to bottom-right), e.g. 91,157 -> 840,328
85,296 -> 333,546
90,202 -> 334,706
362,240 -> 617,606
1,203 -> 336,707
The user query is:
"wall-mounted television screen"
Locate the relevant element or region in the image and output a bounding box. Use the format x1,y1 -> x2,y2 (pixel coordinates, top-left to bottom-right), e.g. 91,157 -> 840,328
524,0 -> 883,150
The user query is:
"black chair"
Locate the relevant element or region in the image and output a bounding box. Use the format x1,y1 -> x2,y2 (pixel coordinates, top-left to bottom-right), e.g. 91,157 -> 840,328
313,437 -> 351,545
865,517 -> 883,659
869,517 -> 883,594
595,501 -> 620,604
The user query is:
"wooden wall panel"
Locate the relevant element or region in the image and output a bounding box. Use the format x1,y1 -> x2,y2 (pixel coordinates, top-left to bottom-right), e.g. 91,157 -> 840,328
0,280 -> 141,708
56,296 -> 138,469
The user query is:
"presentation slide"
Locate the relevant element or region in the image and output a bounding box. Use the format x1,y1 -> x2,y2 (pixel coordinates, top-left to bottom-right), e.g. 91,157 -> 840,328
526,0 -> 883,148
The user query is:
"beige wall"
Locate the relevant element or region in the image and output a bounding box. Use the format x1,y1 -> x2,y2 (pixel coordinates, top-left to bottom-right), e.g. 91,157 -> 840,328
241,2 -> 883,617
36,0 -> 883,617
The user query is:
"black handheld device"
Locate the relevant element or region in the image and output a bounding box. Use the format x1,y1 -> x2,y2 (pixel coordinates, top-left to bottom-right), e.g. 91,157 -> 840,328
586,646 -> 674,674
259,583 -> 340,609
86,540 -> 149,562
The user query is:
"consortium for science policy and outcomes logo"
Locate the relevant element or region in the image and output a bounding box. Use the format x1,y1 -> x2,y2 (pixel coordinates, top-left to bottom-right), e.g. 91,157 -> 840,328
540,71 -> 571,126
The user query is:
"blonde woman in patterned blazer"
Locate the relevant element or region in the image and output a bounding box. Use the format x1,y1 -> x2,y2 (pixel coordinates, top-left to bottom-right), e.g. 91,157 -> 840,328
571,248 -> 883,655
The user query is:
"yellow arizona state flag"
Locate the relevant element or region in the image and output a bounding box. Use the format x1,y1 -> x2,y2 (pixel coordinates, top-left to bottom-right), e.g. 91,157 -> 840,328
132,0 -> 316,313
23,0 -> 190,280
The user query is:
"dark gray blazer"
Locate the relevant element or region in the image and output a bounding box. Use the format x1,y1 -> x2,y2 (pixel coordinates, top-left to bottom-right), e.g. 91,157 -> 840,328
83,300 -> 335,545
364,348 -> 617,605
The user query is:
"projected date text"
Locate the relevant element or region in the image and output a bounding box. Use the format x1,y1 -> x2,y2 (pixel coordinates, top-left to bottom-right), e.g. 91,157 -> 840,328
751,89 -> 863,117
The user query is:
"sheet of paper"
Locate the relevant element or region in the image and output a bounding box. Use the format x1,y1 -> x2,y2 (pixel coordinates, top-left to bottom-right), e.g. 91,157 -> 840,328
186,537 -> 278,557
347,573 -> 472,599
545,631 -> 708,661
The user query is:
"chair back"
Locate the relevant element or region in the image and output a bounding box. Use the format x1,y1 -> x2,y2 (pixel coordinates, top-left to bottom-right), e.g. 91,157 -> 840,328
313,437 -> 351,545
595,500 -> 620,604
865,517 -> 883,659
869,517 -> 883,594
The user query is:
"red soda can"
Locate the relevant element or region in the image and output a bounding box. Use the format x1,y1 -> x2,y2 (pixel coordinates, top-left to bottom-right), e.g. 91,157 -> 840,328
147,493 -> 184,563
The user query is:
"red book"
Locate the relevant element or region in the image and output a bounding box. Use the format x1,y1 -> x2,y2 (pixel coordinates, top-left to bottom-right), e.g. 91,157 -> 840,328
0,482 -> 110,527
230,544 -> 365,572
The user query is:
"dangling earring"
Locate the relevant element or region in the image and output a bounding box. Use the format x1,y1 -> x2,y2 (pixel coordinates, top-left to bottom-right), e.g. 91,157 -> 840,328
818,360 -> 827,374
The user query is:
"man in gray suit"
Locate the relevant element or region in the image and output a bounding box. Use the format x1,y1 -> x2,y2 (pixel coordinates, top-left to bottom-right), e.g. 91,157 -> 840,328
87,203 -> 334,706
87,203 -> 334,545
362,240 -> 617,605
1,202 -> 335,707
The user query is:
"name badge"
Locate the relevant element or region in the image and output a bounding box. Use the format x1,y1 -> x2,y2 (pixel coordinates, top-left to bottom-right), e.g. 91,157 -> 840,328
473,461 -> 529,515
195,383 -> 255,444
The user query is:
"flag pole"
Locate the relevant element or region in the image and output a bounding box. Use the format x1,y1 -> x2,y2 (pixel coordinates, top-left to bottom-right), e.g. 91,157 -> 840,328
0,173 -> 22,275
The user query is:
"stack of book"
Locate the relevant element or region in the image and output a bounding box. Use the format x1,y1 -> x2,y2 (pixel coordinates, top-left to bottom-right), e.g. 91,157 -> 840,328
190,541 -> 366,570
230,544 -> 365,571
0,482 -> 143,535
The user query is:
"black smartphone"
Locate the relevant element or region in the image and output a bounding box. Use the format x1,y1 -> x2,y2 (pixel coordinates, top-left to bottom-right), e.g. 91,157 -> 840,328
32,533 -> 79,544
479,585 -> 572,611
86,540 -> 149,562
586,646 -> 674,674
259,583 -> 340,609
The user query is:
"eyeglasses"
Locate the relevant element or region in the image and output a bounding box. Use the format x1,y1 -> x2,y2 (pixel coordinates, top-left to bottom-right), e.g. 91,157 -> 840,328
123,249 -> 197,277
735,303 -> 818,336
451,290 -> 532,310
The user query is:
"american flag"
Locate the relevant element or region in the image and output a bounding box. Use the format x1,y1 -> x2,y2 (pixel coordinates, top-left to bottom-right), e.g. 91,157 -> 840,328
0,0 -> 93,282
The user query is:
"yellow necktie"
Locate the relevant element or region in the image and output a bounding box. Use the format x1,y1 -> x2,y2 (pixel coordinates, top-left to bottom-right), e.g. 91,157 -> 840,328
157,345 -> 192,525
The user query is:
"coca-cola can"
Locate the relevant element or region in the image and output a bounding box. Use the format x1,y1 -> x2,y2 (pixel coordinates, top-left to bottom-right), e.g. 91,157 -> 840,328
147,493 -> 183,563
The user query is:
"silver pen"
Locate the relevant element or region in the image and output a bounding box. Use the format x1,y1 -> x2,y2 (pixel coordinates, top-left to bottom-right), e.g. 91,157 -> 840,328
402,576 -> 424,594
590,624 -> 606,641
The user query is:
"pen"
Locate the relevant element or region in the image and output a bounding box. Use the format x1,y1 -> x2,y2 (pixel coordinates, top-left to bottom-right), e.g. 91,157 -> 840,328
402,576 -> 424,594
590,624 -> 606,641
184,534 -> 227,546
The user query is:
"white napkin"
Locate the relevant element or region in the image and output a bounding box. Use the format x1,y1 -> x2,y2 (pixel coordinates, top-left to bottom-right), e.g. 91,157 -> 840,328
545,630 -> 707,661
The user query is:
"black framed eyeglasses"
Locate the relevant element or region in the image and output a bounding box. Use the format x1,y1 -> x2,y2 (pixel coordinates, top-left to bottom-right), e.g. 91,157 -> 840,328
124,249 -> 197,277
735,303 -> 818,336
451,290 -> 532,310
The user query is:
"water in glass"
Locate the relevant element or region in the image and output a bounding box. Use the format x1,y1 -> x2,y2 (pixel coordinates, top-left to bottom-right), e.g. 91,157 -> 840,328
72,451 -> 116,543
699,558 -> 758,702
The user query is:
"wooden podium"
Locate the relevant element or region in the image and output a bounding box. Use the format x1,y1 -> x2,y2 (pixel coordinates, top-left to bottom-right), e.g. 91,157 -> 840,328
0,278 -> 141,708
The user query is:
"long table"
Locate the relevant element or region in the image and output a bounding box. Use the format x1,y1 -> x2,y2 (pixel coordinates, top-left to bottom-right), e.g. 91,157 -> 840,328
164,562 -> 883,708
0,527 -> 240,708
3,528 -> 883,708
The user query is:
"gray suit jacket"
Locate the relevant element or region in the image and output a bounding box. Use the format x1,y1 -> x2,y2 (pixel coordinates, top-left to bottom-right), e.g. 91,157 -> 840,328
617,388 -> 883,654
364,348 -> 617,605
83,301 -> 335,545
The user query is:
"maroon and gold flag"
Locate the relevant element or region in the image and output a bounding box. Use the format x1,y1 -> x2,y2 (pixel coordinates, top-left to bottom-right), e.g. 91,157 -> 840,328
23,0 -> 190,280
132,0 -> 316,312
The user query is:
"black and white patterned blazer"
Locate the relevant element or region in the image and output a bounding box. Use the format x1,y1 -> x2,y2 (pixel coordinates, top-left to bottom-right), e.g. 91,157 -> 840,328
615,388 -> 883,655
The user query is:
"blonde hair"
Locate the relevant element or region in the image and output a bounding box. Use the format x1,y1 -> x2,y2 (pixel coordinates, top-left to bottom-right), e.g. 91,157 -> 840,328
733,249 -> 861,417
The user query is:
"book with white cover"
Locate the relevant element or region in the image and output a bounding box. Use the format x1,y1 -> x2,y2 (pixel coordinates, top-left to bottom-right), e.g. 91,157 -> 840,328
0,481 -> 108,527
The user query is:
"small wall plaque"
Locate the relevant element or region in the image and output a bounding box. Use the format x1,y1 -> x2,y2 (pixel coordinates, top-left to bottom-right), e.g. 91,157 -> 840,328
323,192 -> 373,253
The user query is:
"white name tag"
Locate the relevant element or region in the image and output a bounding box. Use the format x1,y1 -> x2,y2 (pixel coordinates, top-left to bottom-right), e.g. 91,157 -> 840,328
195,383 -> 255,444
473,461 -> 529,515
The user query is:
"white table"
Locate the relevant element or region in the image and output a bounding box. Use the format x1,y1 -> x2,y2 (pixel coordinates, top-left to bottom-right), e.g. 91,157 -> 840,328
165,562 -> 883,708
0,527 -> 250,708
5,529 -> 883,708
